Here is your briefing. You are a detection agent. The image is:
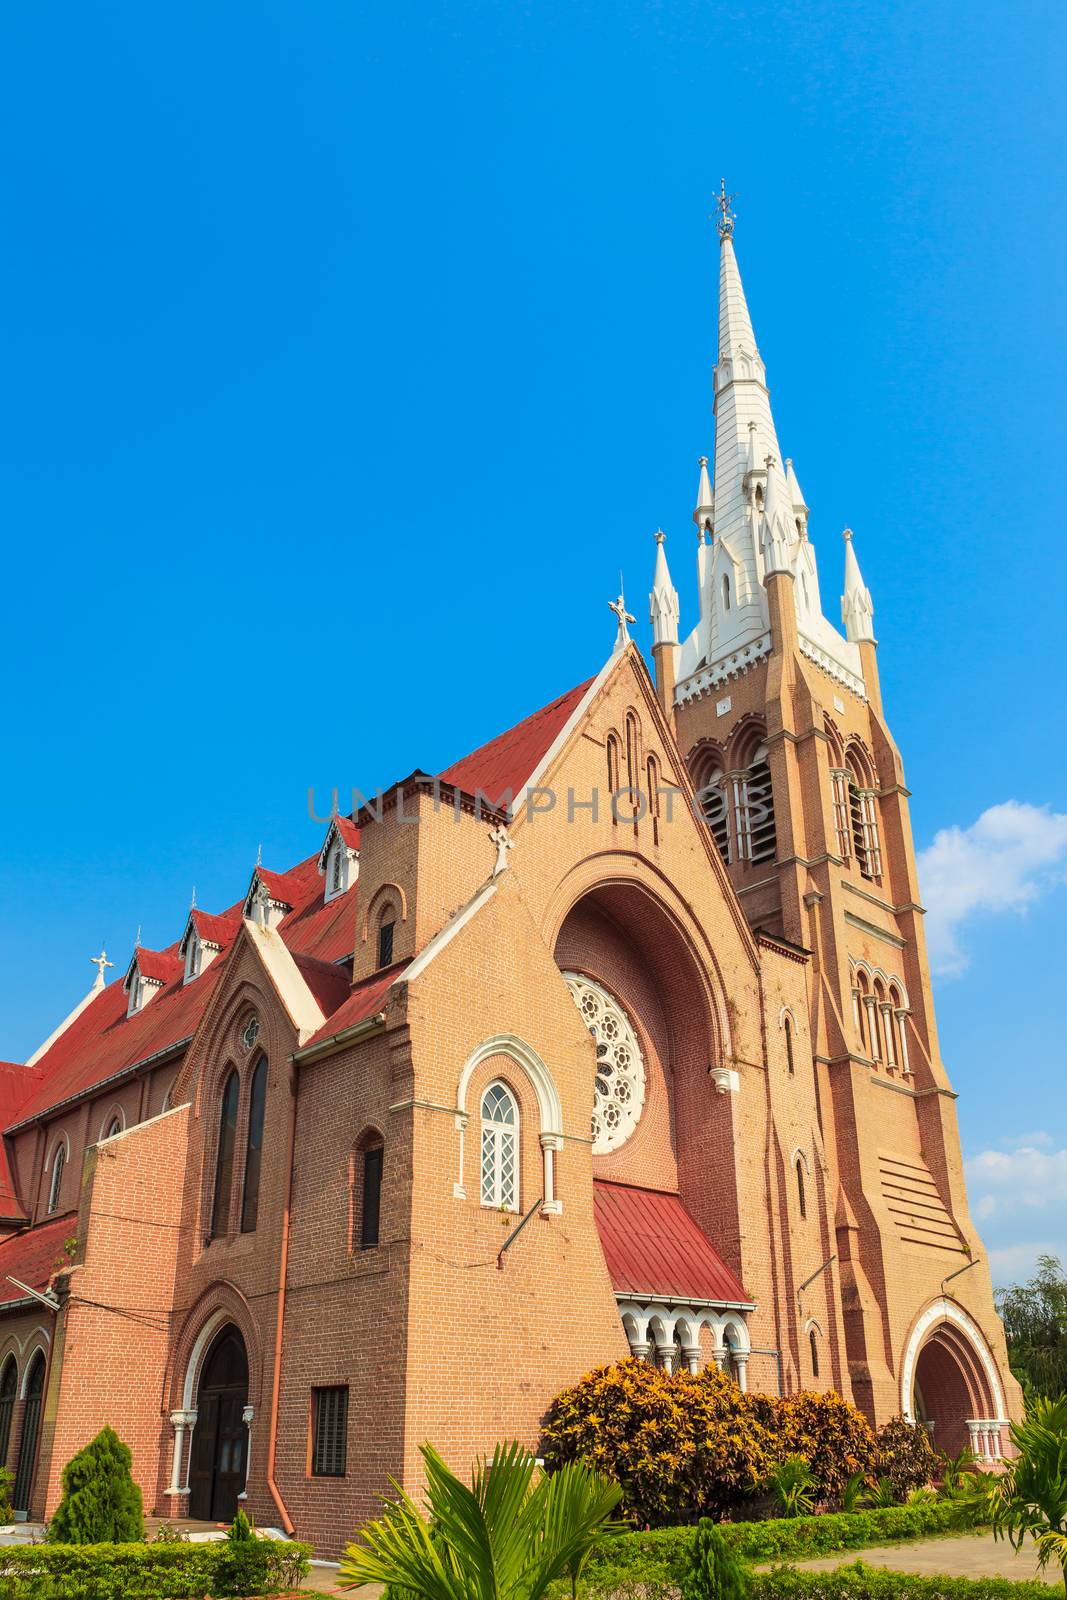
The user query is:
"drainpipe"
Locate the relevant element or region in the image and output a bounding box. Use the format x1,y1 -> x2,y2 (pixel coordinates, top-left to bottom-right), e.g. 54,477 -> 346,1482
265,1062 -> 298,1535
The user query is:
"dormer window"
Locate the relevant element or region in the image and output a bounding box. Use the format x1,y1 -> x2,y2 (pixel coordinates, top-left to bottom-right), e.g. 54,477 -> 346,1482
185,933 -> 202,983
243,870 -> 294,930
123,949 -> 177,1017
178,910 -> 236,983
318,818 -> 360,904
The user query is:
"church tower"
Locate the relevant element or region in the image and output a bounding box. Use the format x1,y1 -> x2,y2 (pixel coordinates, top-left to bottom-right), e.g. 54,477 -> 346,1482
651,187 -> 1020,1438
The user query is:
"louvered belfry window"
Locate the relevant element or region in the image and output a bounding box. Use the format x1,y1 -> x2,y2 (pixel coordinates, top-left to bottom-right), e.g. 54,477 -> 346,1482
311,1386 -> 348,1477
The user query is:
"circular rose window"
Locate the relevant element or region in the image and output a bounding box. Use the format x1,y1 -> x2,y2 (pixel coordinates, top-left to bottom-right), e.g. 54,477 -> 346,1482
564,973 -> 647,1154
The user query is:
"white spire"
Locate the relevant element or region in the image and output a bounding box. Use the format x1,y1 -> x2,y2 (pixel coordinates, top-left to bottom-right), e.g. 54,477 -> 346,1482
693,455 -> 713,531
841,528 -> 875,643
673,196 -> 869,701
649,530 -> 680,647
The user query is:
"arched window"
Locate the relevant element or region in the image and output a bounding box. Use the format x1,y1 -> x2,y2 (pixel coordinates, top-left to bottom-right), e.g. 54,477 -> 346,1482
871,981 -> 886,1063
735,739 -> 776,863
47,1142 -> 66,1214
809,1327 -> 820,1379
377,915 -> 395,969
646,755 -> 661,848
360,1140 -> 383,1249
606,732 -> 621,822
185,935 -> 202,982
784,1015 -> 795,1075
846,751 -> 882,881
722,574 -> 731,612
480,1081 -> 518,1210
831,769 -> 851,859
240,1057 -> 267,1234
796,1156 -> 807,1219
0,1357 -> 16,1467
330,846 -> 345,894
210,1070 -> 240,1239
693,751 -> 730,862
103,1115 -> 122,1141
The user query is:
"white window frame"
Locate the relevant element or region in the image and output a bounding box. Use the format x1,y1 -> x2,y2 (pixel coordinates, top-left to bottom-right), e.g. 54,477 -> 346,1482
480,1081 -> 518,1211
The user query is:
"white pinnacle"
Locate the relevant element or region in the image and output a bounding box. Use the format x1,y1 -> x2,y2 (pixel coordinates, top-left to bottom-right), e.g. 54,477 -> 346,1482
649,530 -> 680,647
841,528 -> 875,643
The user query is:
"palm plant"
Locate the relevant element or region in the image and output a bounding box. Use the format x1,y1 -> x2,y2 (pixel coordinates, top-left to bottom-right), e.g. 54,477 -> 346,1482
840,1472 -> 869,1513
938,1447 -> 980,1498
338,1440 -> 623,1600
865,1476 -> 899,1509
986,1395 -> 1067,1596
764,1456 -> 815,1518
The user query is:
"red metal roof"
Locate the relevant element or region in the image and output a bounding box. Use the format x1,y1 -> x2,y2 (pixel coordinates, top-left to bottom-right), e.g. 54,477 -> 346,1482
0,1064 -> 45,1219
439,679 -> 593,809
291,954 -> 352,1018
129,947 -> 183,986
593,1180 -> 752,1306
0,1212 -> 78,1309
300,961 -> 408,1052
188,909 -> 241,949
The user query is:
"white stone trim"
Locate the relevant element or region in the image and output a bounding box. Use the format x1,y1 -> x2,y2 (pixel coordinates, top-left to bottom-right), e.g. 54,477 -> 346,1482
19,1342 -> 49,1400
456,1034 -> 564,1214
900,1298 -> 1006,1424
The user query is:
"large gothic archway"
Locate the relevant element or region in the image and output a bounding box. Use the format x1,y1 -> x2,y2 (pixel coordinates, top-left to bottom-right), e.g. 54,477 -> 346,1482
902,1300 -> 1006,1459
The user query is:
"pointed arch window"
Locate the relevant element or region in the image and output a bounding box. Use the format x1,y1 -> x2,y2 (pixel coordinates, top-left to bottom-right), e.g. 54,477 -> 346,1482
696,758 -> 731,863
47,1142 -> 66,1215
0,1357 -> 16,1467
360,1143 -> 383,1249
646,755 -> 661,848
606,732 -> 622,826
722,574 -> 731,612
736,742 -> 776,864
240,1057 -> 267,1233
796,1156 -> 807,1219
103,1115 -> 122,1141
210,1070 -> 240,1239
831,770 -> 851,860
784,1015 -> 795,1075
480,1081 -> 518,1210
809,1327 -> 820,1379
846,754 -> 882,881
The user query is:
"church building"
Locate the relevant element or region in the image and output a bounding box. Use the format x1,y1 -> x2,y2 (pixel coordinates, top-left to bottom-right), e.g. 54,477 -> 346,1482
0,199 -> 1020,1553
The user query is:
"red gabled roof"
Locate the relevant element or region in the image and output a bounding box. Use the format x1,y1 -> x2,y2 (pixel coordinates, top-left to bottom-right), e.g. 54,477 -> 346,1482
331,816 -> 360,850
439,679 -> 593,808
129,947 -> 183,987
0,1064 -> 44,1219
593,1180 -> 752,1306
0,1212 -> 78,1309
300,960 -> 409,1051
12,959 -> 227,1128
188,909 -> 241,949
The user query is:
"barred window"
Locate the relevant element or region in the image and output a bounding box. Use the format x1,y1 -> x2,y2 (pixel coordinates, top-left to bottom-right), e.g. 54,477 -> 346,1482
377,919 -> 395,969
311,1386 -> 348,1477
361,1145 -> 383,1249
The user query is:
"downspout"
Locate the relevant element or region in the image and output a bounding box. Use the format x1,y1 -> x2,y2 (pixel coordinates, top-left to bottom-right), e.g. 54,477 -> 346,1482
266,1061 -> 298,1535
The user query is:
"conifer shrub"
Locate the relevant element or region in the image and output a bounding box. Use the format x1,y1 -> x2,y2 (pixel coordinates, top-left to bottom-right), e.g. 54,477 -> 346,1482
873,1415 -> 939,1499
47,1426 -> 144,1544
682,1518 -> 749,1600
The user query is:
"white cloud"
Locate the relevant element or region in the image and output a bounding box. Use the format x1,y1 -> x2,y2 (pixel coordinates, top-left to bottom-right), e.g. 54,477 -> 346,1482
917,801 -> 1067,975
965,1141 -> 1067,1285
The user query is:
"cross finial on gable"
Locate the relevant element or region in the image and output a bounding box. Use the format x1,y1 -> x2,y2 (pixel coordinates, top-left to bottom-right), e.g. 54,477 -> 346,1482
608,591 -> 636,650
488,823 -> 513,879
89,947 -> 113,988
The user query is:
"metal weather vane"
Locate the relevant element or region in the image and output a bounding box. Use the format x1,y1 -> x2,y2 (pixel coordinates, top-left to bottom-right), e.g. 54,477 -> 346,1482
713,178 -> 737,240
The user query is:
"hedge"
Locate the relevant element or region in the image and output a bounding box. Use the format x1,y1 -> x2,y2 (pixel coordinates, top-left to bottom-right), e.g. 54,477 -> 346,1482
0,1538 -> 311,1598
749,1563 -> 1056,1600
576,1501 -> 993,1594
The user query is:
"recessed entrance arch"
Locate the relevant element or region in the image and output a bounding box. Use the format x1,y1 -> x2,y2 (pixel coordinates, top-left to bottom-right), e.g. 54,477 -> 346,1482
12,1350 -> 46,1514
902,1299 -> 1006,1459
188,1326 -> 249,1521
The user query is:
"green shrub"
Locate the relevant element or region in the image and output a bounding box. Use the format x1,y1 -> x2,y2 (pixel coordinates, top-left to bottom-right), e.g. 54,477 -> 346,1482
682,1519 -> 748,1600
47,1428 -> 143,1544
764,1458 -> 815,1519
0,1538 -> 311,1597
226,1507 -> 255,1542
0,1464 -> 14,1526
777,1393 -> 877,1505
573,1498 -> 992,1593
748,1561 -> 1053,1600
873,1416 -> 939,1499
541,1359 -> 777,1525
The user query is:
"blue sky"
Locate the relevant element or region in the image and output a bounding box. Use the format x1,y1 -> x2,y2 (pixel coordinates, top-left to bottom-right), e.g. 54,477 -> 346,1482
1,1 -> 1064,1284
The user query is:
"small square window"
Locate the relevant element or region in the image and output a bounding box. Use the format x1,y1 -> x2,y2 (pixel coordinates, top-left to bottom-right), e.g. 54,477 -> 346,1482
377,920 -> 395,969
311,1385 -> 348,1477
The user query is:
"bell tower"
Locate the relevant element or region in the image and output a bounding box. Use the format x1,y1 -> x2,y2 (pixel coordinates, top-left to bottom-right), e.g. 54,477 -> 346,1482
648,188 -> 1020,1433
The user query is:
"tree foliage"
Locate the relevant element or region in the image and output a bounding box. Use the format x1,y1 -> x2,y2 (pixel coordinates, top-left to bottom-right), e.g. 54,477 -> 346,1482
872,1415 -> 939,1499
338,1439 -> 623,1600
996,1254 -> 1067,1400
778,1391 -> 878,1501
47,1426 -> 144,1544
986,1392 -> 1067,1595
